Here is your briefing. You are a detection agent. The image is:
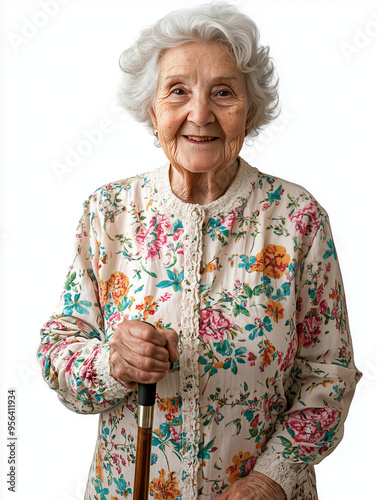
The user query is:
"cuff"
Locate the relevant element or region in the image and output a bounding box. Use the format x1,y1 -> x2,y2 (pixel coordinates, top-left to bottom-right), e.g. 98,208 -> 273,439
94,344 -> 131,401
253,453 -> 299,499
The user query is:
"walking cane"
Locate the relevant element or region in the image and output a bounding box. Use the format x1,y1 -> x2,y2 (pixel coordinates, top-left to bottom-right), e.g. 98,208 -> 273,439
134,381 -> 156,499
134,322 -> 157,500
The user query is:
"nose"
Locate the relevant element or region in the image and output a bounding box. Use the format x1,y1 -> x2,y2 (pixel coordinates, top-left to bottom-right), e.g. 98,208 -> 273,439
187,93 -> 215,127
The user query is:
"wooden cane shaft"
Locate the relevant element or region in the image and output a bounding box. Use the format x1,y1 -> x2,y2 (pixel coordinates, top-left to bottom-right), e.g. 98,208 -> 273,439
134,425 -> 153,499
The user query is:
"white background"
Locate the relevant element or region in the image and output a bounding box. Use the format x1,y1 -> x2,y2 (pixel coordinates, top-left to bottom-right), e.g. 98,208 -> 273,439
1,0 -> 376,499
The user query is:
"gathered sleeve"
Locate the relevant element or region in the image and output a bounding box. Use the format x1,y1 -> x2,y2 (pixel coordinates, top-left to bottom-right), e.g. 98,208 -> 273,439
37,196 -> 130,414
253,214 -> 362,498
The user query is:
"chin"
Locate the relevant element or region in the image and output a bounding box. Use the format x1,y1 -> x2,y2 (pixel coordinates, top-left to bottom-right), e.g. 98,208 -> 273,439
173,156 -> 235,174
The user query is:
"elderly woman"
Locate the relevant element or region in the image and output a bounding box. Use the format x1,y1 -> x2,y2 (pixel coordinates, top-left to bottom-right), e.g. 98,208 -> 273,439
37,3 -> 360,499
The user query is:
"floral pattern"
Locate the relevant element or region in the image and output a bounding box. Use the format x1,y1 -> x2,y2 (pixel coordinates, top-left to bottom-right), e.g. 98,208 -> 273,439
37,159 -> 360,499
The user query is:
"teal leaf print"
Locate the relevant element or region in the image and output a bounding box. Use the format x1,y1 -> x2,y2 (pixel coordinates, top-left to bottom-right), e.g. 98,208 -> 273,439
238,255 -> 256,271
62,293 -> 91,315
323,239 -> 337,260
114,476 -> 131,497
64,271 -> 76,291
156,269 -> 184,291
215,339 -> 233,357
249,428 -> 258,438
198,437 -> 217,460
245,316 -> 272,340
226,418 -> 242,435
141,263 -> 157,278
233,302 -> 251,317
278,435 -> 293,448
252,284 -> 264,296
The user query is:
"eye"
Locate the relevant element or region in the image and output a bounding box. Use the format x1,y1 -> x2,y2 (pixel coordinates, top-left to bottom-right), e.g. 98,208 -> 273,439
172,88 -> 185,95
216,89 -> 232,97
216,90 -> 231,97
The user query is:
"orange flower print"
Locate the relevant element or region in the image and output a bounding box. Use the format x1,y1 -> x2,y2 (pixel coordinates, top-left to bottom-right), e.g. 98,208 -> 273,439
265,300 -> 285,323
107,272 -> 130,306
158,397 -> 179,422
99,278 -> 109,306
260,340 -> 276,371
251,245 -> 291,279
95,446 -> 103,483
149,469 -> 180,499
226,451 -> 251,483
135,295 -> 158,320
200,261 -> 217,274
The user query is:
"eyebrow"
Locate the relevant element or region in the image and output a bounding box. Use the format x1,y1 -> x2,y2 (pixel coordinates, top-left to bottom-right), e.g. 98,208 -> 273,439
163,74 -> 239,84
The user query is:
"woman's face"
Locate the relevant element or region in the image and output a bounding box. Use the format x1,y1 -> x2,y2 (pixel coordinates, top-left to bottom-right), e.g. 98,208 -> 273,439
149,42 -> 251,175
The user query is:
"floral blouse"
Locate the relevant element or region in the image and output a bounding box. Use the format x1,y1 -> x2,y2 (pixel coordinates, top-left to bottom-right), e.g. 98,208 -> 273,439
37,158 -> 361,500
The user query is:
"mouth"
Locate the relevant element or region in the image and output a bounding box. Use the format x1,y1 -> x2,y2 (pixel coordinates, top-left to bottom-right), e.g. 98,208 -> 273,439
184,135 -> 218,143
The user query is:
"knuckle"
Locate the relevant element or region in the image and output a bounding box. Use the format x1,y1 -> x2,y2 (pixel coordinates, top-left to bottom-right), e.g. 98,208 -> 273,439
140,355 -> 155,371
112,365 -> 124,381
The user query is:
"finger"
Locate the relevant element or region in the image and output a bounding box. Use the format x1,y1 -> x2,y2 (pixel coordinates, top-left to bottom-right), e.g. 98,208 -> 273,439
126,336 -> 170,363
126,321 -> 168,347
216,491 -> 229,500
116,323 -> 170,362
161,329 -> 179,362
118,342 -> 171,371
110,352 -> 169,386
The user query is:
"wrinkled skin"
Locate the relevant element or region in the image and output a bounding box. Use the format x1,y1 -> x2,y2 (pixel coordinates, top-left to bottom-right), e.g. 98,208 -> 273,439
217,471 -> 286,500
109,320 -> 179,389
148,41 -> 253,205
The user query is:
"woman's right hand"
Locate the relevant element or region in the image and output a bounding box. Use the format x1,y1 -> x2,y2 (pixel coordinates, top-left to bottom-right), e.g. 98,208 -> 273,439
109,320 -> 179,389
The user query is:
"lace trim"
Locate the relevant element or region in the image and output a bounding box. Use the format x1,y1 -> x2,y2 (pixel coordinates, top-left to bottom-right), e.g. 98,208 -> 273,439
149,157 -> 258,218
94,344 -> 130,401
178,205 -> 205,499
253,453 -> 300,499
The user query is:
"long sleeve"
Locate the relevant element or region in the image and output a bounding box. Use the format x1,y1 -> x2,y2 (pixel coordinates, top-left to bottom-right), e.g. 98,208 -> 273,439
37,196 -> 130,414
253,213 -> 361,498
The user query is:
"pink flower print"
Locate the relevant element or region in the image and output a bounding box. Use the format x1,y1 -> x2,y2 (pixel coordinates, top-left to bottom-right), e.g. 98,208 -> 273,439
173,228 -> 184,241
159,292 -> 171,303
297,309 -> 323,348
107,311 -> 122,331
290,202 -> 321,239
314,284 -> 324,305
287,407 -> 339,445
169,426 -> 181,443
136,214 -> 170,260
220,211 -> 236,230
319,299 -> 328,315
199,307 -> 233,344
247,352 -> 257,367
244,455 -> 257,475
280,334 -> 298,371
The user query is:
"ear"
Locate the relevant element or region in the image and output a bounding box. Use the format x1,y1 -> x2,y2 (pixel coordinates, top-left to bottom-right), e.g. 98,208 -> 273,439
148,106 -> 157,128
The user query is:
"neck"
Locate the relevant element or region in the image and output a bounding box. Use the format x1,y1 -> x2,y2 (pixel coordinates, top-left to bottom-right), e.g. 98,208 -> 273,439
169,160 -> 239,205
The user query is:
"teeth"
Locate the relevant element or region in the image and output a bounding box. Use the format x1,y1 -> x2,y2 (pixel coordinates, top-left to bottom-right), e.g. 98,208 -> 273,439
187,136 -> 216,142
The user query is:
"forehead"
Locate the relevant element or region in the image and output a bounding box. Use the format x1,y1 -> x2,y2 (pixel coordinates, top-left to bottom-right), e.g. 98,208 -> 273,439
158,42 -> 242,81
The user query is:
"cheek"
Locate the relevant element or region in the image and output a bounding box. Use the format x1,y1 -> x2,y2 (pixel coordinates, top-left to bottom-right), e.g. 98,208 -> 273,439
223,113 -> 247,141
160,117 -> 180,142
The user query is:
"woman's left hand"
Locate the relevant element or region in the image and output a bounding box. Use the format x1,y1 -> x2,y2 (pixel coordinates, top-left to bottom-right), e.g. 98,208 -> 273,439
217,471 -> 286,500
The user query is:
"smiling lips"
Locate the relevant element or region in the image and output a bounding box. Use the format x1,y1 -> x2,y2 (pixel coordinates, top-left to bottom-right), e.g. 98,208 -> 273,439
185,135 -> 218,142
